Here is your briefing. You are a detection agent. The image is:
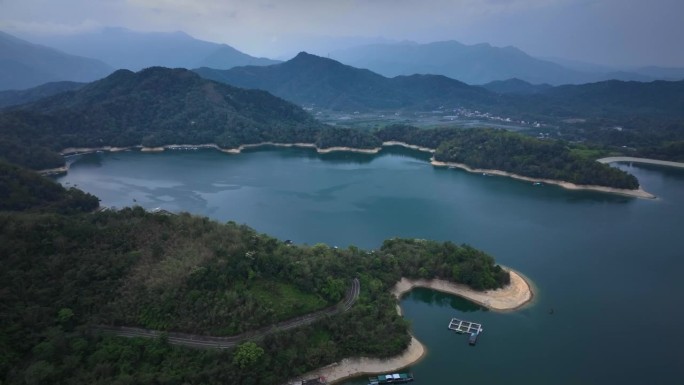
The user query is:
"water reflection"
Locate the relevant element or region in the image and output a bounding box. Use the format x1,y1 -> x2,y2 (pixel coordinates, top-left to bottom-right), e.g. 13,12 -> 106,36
242,145 -> 433,164
405,288 -> 487,313
67,152 -> 104,167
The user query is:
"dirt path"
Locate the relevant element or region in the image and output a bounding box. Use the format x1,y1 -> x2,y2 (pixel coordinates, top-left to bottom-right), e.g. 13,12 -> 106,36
94,278 -> 360,349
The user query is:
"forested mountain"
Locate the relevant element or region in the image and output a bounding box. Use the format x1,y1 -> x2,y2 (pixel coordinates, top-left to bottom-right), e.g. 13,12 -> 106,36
27,27 -> 279,71
0,66 -> 381,170
0,81 -> 84,108
0,161 -> 509,384
534,80 -> 684,120
0,31 -> 112,91
0,160 -> 99,213
196,52 -> 684,123
195,52 -> 499,111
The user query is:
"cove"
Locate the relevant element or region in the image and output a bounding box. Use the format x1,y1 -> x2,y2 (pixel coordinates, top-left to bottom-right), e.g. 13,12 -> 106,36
56,147 -> 684,384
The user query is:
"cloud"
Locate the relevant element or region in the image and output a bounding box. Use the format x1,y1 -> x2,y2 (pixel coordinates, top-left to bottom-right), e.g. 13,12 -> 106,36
0,0 -> 682,66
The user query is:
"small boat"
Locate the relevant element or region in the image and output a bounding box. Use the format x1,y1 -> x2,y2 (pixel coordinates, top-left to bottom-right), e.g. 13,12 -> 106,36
533,182 -> 542,186
468,332 -> 479,346
368,373 -> 414,384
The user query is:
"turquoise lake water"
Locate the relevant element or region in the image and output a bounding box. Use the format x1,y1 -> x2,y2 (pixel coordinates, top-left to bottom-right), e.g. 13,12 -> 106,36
57,147 -> 684,384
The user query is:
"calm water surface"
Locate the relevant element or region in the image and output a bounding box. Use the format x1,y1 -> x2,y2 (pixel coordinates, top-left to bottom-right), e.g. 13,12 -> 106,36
57,148 -> 684,384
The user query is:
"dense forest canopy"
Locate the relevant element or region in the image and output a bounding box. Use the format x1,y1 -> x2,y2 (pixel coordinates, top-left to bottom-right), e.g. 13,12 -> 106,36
0,160 -> 99,213
0,163 -> 510,384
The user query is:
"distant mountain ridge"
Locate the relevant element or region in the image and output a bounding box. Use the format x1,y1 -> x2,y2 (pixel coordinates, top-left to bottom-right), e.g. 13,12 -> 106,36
0,81 -> 84,108
329,40 -> 679,85
26,28 -> 279,71
0,31 -> 112,91
329,40 -> 590,85
480,79 -> 552,95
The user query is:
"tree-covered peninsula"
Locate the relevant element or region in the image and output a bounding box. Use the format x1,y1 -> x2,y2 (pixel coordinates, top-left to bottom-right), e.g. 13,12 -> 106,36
0,163 -> 509,385
377,125 -> 640,190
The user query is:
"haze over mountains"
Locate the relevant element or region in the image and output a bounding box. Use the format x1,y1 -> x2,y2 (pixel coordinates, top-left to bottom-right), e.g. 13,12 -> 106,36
25,28 -> 280,72
5,27 -> 684,93
329,41 -> 684,86
0,31 -> 112,90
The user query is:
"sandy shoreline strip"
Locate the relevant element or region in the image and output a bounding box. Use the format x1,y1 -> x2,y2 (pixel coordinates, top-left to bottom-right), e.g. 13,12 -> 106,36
60,142 -> 381,156
382,141 -> 436,153
392,269 -> 534,312
597,156 -> 684,169
431,159 -> 655,199
38,165 -> 69,176
288,270 -> 532,384
288,336 -> 426,385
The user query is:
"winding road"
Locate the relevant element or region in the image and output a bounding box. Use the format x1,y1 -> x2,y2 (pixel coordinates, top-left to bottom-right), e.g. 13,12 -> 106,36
598,156 -> 684,169
94,278 -> 360,349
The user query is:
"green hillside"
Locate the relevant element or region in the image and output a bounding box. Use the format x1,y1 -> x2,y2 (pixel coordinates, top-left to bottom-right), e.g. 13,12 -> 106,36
0,162 -> 509,384
0,66 -> 380,170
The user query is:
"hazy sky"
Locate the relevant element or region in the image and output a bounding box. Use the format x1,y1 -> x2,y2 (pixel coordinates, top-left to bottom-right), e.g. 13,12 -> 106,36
1,0 -> 683,67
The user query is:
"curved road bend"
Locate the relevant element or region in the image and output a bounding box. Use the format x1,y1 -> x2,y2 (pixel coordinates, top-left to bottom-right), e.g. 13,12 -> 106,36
94,278 -> 360,349
597,156 -> 684,169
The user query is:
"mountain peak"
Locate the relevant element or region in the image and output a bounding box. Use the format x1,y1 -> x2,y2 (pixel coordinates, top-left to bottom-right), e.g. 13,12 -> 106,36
292,51 -> 319,60
288,52 -> 341,67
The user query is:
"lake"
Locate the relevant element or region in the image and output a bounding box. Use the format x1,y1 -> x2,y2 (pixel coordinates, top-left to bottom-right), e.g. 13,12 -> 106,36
57,147 -> 684,384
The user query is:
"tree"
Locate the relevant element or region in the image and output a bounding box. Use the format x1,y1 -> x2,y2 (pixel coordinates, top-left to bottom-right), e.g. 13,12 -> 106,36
232,342 -> 264,369
24,361 -> 55,385
57,307 -> 74,327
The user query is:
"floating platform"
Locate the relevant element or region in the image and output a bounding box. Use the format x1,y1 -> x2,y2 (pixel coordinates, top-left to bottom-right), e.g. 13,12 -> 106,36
368,373 -> 414,384
448,318 -> 483,334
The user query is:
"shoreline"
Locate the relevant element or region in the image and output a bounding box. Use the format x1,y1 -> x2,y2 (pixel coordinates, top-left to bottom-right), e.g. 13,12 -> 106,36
52,143 -> 657,200
431,159 -> 656,199
391,268 -> 534,312
289,269 -> 532,384
60,142 -> 382,156
597,156 -> 684,169
382,141 -> 436,153
287,336 -> 426,385
38,165 -> 69,176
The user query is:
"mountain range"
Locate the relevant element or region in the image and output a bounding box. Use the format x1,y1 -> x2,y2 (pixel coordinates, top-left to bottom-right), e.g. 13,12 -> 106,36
196,52 -> 684,122
0,31 -> 112,90
7,28 -> 684,92
329,41 -> 684,86
24,28 -> 280,71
